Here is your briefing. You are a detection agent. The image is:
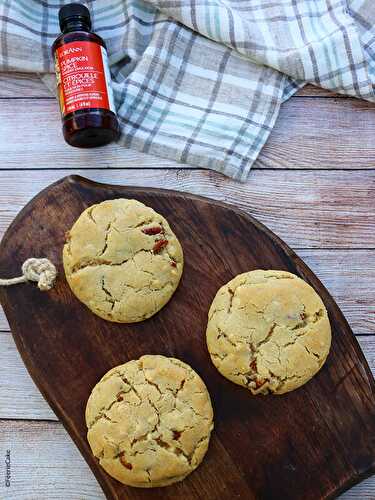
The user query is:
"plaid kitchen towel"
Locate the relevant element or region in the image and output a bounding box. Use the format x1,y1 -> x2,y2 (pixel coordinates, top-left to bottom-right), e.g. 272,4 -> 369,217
0,1 -> 374,181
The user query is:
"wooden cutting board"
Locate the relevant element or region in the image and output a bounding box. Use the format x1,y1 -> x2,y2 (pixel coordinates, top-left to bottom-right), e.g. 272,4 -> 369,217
0,175 -> 374,500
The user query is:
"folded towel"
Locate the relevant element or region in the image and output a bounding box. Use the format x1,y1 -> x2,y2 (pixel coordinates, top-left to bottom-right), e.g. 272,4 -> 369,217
1,0 -> 374,181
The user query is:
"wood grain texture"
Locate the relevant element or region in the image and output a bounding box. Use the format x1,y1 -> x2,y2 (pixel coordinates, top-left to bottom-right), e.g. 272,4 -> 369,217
0,73 -> 52,98
296,250 -> 375,335
0,99 -> 177,169
0,73 -> 340,99
1,69 -> 374,500
0,329 -> 56,420
1,170 -> 374,331
296,85 -> 343,97
1,419 -> 374,500
2,249 -> 373,334
0,169 -> 373,249
1,98 -> 375,170
0,175 -> 374,500
258,97 -> 375,169
0,249 -> 374,334
0,420 -> 103,500
0,330 -> 373,421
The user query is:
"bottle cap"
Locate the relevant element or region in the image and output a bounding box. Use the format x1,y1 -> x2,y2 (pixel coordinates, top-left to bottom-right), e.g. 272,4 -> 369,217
59,3 -> 91,31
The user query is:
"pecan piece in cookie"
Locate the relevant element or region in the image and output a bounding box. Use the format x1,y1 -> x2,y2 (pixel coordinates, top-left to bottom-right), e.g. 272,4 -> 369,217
173,430 -> 181,440
119,452 -> 133,470
255,379 -> 265,389
142,226 -> 163,235
206,270 -> 331,395
116,392 -> 125,402
85,355 -> 213,487
250,360 -> 257,371
63,199 -> 183,323
153,239 -> 168,253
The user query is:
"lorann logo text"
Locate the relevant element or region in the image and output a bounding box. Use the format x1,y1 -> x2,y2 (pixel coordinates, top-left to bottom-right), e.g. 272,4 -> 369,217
62,46 -> 83,56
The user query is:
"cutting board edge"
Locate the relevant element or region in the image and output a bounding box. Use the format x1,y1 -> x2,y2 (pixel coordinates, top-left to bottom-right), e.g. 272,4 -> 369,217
0,174 -> 374,500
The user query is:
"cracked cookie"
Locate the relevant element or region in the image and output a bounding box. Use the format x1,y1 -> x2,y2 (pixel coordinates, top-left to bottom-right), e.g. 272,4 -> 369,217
63,199 -> 183,322
206,270 -> 331,395
85,355 -> 214,487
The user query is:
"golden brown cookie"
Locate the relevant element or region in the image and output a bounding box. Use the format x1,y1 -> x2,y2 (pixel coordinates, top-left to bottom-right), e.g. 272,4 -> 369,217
206,270 -> 331,395
85,355 -> 214,487
63,199 -> 183,322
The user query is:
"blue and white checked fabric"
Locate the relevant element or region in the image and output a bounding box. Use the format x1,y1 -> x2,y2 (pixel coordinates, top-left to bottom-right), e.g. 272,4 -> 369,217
1,0 -> 374,180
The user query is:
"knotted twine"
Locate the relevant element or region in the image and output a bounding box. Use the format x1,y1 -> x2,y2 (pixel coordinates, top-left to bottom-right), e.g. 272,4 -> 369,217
0,258 -> 57,291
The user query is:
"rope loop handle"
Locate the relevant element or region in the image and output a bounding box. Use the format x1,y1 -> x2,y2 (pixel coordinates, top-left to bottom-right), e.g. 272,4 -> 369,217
0,258 -> 57,291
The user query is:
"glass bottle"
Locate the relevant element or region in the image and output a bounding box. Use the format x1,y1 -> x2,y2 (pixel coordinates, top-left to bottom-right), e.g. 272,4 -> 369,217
52,3 -> 119,148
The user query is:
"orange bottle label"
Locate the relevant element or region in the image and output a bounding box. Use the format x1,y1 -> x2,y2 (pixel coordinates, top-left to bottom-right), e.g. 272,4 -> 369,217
55,41 -> 116,116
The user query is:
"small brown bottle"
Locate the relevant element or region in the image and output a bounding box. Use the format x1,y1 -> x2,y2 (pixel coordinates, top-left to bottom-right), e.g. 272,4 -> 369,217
52,3 -> 119,148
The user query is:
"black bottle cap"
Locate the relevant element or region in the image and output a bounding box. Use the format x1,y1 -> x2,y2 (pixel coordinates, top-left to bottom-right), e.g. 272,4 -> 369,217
59,3 -> 91,31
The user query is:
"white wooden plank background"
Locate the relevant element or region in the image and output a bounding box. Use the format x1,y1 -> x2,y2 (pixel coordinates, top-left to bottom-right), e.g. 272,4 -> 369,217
0,73 -> 374,500
1,98 -> 375,170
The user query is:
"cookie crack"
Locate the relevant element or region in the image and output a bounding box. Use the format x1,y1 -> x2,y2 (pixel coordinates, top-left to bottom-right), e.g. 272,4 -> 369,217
184,402 -> 211,421
189,435 -> 210,465
92,361 -> 212,476
70,246 -> 180,276
152,437 -> 192,465
119,375 -> 143,403
130,433 -> 149,448
264,274 -> 294,281
167,358 -> 196,381
256,323 -> 276,350
134,217 -> 155,229
139,361 -> 187,400
97,218 -> 118,258
142,378 -> 162,395
247,301 -> 266,314
88,376 -> 134,431
217,327 -> 236,348
311,308 -> 325,323
175,378 -> 186,397
69,248 -> 149,274
227,287 -> 234,314
222,302 -> 325,384
87,207 -> 97,225
304,345 -> 321,362
291,312 -> 308,331
145,468 -> 151,482
210,351 -> 227,361
99,222 -> 111,257
101,277 -> 116,310
88,406 -> 119,430
120,371 -> 163,433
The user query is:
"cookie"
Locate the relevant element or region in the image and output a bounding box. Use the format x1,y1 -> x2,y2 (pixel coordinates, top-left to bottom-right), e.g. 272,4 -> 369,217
63,199 -> 183,322
85,355 -> 214,488
206,270 -> 331,395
